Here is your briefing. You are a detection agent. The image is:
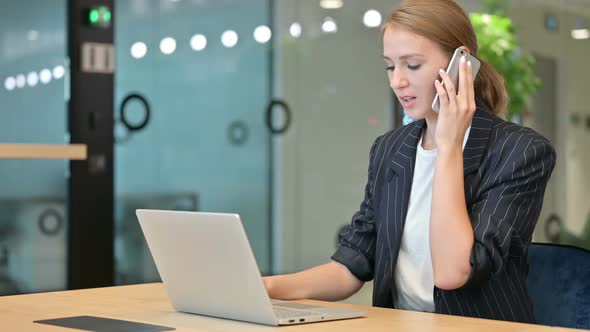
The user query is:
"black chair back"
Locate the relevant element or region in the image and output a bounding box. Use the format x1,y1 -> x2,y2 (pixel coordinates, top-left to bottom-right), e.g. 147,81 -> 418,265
527,243 -> 590,329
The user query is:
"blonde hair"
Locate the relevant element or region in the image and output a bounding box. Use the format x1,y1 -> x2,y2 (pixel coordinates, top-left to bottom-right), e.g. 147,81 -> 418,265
383,0 -> 508,117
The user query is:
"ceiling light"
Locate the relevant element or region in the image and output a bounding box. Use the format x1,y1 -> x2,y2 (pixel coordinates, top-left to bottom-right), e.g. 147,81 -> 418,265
254,25 -> 272,44
322,17 -> 338,33
27,72 -> 39,87
16,74 -> 26,88
160,37 -> 176,55
289,22 -> 302,38
363,9 -> 382,28
131,42 -> 147,59
39,69 -> 52,84
4,77 -> 16,91
571,28 -> 589,40
221,30 -> 238,48
190,34 -> 207,51
320,0 -> 343,9
53,65 -> 65,80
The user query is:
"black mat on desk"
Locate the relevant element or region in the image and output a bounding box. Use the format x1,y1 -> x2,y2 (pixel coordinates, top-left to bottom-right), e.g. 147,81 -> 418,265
34,315 -> 176,332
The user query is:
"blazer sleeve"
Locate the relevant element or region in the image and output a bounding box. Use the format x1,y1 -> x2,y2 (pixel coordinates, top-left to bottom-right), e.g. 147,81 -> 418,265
330,136 -> 382,282
462,133 -> 557,288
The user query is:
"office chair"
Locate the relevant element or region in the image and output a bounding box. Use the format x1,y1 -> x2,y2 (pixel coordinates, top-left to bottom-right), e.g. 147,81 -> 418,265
527,242 -> 590,329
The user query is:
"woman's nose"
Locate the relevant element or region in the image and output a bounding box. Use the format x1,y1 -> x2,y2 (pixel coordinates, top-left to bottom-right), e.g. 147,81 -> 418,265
390,69 -> 408,90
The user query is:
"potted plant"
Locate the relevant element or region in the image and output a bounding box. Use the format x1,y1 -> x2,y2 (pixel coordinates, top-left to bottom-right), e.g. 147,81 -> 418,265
470,0 -> 541,119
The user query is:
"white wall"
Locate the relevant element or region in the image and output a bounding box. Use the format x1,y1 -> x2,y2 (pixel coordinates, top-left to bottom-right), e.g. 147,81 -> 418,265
511,4 -> 590,237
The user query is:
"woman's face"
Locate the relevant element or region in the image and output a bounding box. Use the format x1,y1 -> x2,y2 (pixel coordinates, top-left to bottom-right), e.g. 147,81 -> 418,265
383,27 -> 450,120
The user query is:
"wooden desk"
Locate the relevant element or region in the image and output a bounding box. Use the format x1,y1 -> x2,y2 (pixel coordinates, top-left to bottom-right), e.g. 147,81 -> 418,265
0,283 -> 580,331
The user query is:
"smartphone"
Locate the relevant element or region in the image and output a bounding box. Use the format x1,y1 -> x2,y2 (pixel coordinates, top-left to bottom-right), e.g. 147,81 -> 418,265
431,48 -> 481,113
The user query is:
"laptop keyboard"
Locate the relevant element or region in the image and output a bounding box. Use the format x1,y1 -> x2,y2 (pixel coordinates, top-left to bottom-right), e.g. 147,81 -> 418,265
272,306 -> 320,319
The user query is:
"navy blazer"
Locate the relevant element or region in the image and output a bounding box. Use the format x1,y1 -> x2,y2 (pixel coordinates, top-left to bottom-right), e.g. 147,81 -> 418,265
332,100 -> 556,323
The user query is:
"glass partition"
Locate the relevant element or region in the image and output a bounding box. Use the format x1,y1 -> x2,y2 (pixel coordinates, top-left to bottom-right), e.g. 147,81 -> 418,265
0,0 -> 68,295
114,0 -> 272,284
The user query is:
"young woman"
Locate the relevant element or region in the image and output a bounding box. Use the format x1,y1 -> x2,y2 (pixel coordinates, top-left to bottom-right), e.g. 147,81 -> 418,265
263,0 -> 556,323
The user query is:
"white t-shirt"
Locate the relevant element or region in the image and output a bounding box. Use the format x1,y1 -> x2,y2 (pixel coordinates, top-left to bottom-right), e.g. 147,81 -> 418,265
394,127 -> 471,312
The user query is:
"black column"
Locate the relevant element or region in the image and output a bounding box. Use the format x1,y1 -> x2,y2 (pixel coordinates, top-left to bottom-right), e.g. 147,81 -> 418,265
67,0 -> 115,289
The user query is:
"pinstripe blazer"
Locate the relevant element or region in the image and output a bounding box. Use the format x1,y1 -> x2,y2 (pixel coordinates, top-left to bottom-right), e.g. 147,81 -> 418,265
332,99 -> 556,323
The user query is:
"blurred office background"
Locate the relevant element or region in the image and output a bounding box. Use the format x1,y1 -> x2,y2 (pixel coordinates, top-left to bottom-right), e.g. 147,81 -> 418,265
0,0 -> 588,306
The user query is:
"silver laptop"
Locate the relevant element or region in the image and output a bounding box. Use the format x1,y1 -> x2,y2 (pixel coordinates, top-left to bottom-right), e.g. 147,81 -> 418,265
136,209 -> 367,326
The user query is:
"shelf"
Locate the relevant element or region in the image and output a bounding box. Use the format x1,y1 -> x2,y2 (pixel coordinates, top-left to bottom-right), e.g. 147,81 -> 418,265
0,144 -> 87,160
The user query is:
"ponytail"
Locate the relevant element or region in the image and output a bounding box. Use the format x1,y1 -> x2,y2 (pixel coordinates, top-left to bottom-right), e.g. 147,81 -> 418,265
475,59 -> 509,118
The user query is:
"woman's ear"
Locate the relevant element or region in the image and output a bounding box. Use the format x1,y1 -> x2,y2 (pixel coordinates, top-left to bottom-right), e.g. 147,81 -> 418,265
459,46 -> 472,55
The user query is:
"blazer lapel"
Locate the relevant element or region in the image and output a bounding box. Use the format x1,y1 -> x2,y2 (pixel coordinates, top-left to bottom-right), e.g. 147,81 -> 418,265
388,119 -> 425,246
384,101 -> 494,260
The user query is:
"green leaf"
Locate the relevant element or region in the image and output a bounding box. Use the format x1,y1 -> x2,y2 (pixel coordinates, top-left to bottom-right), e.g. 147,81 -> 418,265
470,12 -> 541,117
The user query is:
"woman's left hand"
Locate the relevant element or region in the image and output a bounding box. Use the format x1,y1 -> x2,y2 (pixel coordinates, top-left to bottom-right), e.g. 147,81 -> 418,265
434,55 -> 476,151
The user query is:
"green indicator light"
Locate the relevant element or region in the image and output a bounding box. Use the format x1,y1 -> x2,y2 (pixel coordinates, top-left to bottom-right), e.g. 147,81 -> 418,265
85,6 -> 111,28
89,9 -> 99,24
